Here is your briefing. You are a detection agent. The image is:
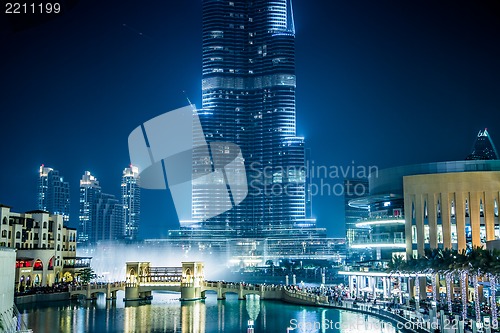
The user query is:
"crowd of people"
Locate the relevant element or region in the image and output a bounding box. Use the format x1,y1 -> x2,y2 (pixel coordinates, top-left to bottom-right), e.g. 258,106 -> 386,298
15,282 -> 70,296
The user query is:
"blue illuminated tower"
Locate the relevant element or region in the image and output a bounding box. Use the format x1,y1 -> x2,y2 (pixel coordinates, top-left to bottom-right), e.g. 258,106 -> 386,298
37,165 -> 70,223
466,128 -> 499,160
78,171 -> 125,244
122,165 -> 140,241
194,0 -> 312,234
78,171 -> 101,244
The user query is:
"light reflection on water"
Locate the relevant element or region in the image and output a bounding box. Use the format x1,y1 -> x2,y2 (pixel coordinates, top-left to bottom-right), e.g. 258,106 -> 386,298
18,292 -> 397,333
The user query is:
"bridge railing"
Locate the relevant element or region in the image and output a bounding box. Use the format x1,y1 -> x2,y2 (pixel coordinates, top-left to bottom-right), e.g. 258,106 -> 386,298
69,282 -> 126,292
108,281 -> 126,288
203,281 -> 284,293
144,276 -> 182,283
283,289 -> 328,305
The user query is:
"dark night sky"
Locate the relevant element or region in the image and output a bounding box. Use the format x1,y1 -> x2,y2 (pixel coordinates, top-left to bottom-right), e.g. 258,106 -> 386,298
1,0 -> 499,239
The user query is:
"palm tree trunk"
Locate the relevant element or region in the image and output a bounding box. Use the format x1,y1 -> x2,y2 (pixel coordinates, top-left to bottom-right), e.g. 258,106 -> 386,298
473,274 -> 481,325
491,274 -> 498,329
446,272 -> 453,314
415,274 -> 420,313
398,274 -> 403,304
461,270 -> 468,320
432,273 -> 437,302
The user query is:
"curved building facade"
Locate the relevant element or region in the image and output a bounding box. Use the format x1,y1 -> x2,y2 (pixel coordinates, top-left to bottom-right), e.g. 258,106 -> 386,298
350,160 -> 500,259
404,171 -> 500,257
349,194 -> 406,260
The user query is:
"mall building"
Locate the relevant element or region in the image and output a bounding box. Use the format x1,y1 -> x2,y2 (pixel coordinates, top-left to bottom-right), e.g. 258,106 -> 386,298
341,129 -> 500,299
348,129 -> 500,260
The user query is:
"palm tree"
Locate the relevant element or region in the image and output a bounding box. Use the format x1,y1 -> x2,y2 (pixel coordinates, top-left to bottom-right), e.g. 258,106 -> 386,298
487,248 -> 500,329
386,247 -> 500,323
439,248 -> 460,315
467,246 -> 493,324
387,254 -> 406,272
424,248 -> 443,303
446,248 -> 468,320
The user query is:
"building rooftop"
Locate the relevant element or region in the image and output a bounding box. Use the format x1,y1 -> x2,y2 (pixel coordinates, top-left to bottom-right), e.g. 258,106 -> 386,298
25,209 -> 50,214
466,128 -> 499,160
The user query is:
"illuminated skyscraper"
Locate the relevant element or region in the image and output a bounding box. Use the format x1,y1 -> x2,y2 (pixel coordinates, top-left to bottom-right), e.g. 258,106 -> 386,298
78,171 -> 124,244
163,0 -> 344,265
194,0 -> 311,233
122,165 -> 140,240
466,128 -> 499,160
78,171 -> 101,244
37,165 -> 70,223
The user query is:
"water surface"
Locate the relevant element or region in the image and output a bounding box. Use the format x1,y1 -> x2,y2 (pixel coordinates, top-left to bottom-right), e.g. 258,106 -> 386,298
19,291 -> 397,333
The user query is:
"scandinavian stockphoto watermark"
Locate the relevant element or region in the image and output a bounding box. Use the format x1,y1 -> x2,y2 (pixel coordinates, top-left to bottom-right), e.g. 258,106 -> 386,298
289,317 -> 392,331
127,106 -> 248,223
249,160 -> 378,197
288,316 -> 466,332
127,106 -> 378,223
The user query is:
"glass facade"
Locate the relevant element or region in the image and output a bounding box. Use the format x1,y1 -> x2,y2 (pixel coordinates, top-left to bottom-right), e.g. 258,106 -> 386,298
37,165 -> 70,223
162,0 -> 341,265
122,166 -> 140,241
344,178 -> 369,246
194,0 -> 309,234
78,171 -> 124,244
78,171 -> 101,244
466,128 -> 499,160
349,197 -> 406,260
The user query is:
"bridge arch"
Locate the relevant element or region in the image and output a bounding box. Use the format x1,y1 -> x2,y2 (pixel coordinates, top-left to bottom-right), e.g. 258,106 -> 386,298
185,268 -> 192,283
127,268 -> 137,284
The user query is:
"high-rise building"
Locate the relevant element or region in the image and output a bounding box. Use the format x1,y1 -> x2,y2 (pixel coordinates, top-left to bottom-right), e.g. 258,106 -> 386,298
122,165 -> 140,240
37,165 -> 70,223
78,171 -> 125,244
194,0 -> 310,233
93,193 -> 123,243
466,128 -> 499,160
78,171 -> 101,244
163,0 -> 344,266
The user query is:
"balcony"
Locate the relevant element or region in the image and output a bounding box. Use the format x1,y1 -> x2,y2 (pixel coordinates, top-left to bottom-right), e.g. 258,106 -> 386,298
63,256 -> 92,269
355,216 -> 405,228
350,237 -> 406,249
63,263 -> 90,269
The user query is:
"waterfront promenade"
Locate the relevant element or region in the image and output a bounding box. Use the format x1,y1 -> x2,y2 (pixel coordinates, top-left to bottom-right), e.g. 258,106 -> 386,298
15,280 -> 458,333
14,259 -> 492,333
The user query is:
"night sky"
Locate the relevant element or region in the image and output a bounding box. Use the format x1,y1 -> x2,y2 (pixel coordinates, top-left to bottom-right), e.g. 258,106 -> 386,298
1,0 -> 499,239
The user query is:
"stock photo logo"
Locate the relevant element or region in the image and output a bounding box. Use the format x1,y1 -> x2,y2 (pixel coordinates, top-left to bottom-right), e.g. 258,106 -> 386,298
127,106 -> 248,224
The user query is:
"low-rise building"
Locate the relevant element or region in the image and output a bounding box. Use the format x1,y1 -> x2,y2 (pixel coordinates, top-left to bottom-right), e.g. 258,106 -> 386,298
0,205 -> 89,291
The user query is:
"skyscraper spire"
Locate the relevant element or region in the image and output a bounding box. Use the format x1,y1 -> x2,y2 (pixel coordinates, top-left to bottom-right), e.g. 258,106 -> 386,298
466,128 -> 499,160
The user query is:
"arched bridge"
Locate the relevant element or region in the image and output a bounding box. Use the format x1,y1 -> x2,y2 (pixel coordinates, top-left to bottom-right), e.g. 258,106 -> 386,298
124,261 -> 286,301
203,281 -> 283,300
123,261 -> 328,305
69,282 -> 126,300
68,261 -> 329,306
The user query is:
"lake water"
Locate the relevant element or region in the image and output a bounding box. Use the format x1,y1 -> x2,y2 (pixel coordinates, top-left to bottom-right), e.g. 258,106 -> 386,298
18,292 -> 398,333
